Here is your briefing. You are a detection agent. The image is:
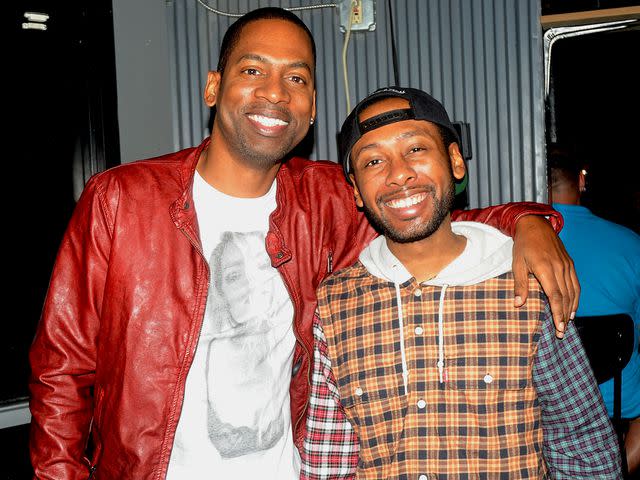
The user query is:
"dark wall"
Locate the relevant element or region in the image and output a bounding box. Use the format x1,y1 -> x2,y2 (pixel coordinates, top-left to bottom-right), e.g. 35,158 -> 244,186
4,1 -> 120,475
550,28 -> 639,232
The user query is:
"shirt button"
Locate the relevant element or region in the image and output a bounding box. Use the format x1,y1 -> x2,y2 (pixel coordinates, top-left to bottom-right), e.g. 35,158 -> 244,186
419,475 -> 428,480
417,399 -> 426,409
483,374 -> 494,384
413,289 -> 422,298
355,387 -> 363,397
275,251 -> 284,259
414,326 -> 424,335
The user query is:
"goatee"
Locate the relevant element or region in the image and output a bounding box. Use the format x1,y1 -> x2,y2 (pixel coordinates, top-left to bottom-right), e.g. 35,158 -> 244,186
362,179 -> 456,244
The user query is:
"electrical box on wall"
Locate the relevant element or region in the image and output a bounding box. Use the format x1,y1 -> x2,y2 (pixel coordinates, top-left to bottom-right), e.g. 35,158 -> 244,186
338,0 -> 376,32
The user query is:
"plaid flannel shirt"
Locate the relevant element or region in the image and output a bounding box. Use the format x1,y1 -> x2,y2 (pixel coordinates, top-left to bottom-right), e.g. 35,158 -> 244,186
301,268 -> 621,479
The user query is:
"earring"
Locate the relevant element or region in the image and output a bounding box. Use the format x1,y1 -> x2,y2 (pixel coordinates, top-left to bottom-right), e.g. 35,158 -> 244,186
310,118 -> 315,125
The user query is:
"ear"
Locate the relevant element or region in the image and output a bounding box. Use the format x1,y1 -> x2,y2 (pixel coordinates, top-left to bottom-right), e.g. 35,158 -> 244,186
579,169 -> 586,193
448,142 -> 466,181
204,71 -> 221,107
311,89 -> 317,121
349,173 -> 364,208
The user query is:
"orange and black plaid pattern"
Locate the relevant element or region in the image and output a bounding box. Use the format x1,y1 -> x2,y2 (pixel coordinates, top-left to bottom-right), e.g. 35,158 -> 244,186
317,263 -> 549,479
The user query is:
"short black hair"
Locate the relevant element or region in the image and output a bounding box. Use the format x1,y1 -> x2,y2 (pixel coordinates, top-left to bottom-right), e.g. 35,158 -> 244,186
548,144 -> 580,189
216,7 -> 316,74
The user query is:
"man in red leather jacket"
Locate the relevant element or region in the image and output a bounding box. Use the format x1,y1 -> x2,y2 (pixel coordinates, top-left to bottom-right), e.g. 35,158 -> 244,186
29,7 -> 578,480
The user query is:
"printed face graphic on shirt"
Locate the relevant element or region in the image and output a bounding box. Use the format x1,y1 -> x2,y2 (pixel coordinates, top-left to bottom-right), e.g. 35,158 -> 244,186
217,235 -> 278,327
205,231 -> 291,458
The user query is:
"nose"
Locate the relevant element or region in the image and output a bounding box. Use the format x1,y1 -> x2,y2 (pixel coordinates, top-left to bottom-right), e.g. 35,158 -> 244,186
255,75 -> 290,104
386,157 -> 416,186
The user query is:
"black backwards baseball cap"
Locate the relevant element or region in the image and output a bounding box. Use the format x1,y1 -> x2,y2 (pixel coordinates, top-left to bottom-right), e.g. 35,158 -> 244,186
338,86 -> 468,194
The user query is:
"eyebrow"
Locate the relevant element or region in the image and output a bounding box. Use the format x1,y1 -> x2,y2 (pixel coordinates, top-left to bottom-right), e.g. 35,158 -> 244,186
237,53 -> 312,72
356,129 -> 425,154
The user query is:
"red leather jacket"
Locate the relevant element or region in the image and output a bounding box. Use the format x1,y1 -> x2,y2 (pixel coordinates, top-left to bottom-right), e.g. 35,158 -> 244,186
29,138 -> 560,479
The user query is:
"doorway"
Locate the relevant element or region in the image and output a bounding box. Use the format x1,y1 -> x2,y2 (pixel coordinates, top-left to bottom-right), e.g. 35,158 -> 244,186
543,10 -> 639,232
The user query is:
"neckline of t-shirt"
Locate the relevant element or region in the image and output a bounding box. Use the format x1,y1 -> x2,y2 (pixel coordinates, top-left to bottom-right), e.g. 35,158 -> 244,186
194,170 -> 277,205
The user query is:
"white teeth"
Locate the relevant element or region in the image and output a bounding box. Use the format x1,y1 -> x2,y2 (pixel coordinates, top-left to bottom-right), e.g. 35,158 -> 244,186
386,193 -> 427,209
248,114 -> 288,127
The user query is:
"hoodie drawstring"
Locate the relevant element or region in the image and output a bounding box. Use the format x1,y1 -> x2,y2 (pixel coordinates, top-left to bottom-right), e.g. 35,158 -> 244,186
392,268 -> 410,393
393,268 -> 449,389
437,285 -> 449,383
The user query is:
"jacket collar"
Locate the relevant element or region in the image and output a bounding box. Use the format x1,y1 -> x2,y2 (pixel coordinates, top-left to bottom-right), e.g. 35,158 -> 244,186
169,136 -> 293,267
169,138 -> 210,230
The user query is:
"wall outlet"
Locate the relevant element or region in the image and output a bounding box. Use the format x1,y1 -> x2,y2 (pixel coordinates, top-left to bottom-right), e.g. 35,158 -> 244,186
351,0 -> 363,25
339,0 -> 376,32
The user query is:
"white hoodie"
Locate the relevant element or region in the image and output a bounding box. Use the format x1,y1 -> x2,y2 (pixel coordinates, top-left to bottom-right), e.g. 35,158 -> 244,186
358,221 -> 514,390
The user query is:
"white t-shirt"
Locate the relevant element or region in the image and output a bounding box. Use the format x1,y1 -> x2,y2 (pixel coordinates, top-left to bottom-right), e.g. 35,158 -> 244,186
166,172 -> 299,479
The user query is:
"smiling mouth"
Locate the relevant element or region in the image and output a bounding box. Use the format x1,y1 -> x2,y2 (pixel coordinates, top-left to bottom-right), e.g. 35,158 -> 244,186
385,192 -> 428,209
247,114 -> 289,128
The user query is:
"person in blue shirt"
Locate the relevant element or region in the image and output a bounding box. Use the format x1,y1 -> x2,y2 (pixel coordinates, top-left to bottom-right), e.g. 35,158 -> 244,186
549,145 -> 640,475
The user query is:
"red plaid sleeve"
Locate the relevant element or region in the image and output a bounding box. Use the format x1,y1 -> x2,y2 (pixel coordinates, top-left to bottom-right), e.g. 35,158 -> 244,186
300,313 -> 359,479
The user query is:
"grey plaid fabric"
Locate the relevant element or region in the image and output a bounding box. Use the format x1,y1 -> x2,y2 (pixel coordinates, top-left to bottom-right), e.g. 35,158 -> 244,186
533,315 -> 622,478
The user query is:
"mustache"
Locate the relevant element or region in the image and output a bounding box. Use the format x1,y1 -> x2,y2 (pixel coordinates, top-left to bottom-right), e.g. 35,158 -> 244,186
241,103 -> 292,123
377,185 -> 436,204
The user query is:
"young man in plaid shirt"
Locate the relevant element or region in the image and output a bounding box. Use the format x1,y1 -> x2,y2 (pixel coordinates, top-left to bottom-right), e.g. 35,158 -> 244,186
301,87 -> 621,479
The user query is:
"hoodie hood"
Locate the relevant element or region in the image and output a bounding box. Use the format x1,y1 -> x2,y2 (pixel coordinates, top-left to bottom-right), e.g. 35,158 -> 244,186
359,221 -> 513,286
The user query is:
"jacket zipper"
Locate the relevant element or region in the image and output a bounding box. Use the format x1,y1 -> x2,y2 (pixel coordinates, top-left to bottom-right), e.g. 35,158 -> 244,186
291,248 -> 333,441
276,263 -> 311,444
155,224 -> 209,480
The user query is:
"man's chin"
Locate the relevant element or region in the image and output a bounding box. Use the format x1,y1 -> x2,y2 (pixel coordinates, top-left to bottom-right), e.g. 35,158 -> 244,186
366,210 -> 444,244
238,141 -> 296,168
241,149 -> 289,169
383,225 -> 438,244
